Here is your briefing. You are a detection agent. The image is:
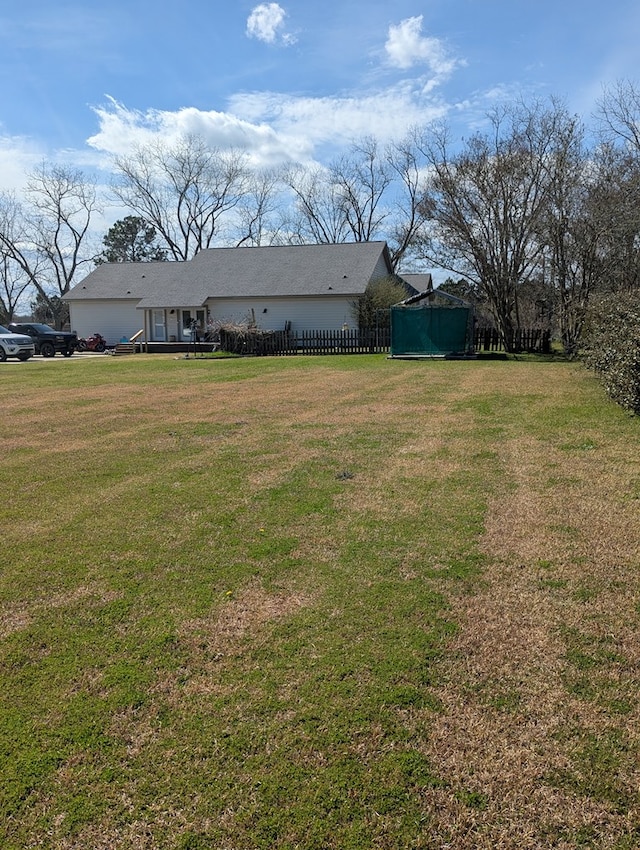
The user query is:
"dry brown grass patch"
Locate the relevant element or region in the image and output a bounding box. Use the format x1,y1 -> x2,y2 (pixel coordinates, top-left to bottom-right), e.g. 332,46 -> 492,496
0,584 -> 122,639
182,579 -> 311,646
148,581 -> 314,702
422,416 -> 640,846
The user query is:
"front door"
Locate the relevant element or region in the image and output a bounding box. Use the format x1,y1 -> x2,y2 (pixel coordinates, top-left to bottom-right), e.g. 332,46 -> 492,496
152,309 -> 166,341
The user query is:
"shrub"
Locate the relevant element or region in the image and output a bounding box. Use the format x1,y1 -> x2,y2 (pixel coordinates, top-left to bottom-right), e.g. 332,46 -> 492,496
351,276 -> 411,330
581,293 -> 640,413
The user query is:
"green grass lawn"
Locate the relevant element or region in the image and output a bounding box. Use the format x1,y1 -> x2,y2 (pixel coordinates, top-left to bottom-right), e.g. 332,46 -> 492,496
1,353 -> 639,849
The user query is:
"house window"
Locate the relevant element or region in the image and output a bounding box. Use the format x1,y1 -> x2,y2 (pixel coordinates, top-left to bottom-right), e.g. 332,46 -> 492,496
181,309 -> 206,340
152,309 -> 166,341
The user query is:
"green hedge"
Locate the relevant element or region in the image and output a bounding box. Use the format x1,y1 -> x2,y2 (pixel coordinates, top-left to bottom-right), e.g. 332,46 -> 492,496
581,293 -> 640,414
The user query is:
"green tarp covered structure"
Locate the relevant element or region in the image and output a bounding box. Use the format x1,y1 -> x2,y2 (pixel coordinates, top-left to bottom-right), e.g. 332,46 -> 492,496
390,288 -> 474,358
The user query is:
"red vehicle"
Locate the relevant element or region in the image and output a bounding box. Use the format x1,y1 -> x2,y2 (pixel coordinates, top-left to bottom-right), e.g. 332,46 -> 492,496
77,332 -> 107,352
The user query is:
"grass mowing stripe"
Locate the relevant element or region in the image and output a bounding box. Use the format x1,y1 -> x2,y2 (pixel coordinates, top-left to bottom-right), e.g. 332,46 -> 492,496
1,354 -> 638,849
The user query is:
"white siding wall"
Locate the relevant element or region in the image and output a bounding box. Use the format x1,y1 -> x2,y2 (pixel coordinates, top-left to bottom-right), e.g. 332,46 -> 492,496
69,301 -> 145,346
207,296 -> 357,333
70,291 -> 375,344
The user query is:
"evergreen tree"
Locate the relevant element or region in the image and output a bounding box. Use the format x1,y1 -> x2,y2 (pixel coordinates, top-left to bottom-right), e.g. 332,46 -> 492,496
95,216 -> 167,264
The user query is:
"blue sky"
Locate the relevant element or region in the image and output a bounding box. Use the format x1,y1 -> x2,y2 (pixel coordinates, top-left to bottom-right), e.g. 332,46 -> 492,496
1,0 -> 639,188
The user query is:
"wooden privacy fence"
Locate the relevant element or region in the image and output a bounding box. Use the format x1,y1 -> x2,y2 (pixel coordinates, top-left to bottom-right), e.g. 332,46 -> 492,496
217,326 -> 551,356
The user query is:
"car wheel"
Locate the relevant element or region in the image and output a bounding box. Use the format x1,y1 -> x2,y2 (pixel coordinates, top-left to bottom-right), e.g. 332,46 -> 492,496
40,342 -> 56,357
17,352 -> 31,361
0,347 -> 6,362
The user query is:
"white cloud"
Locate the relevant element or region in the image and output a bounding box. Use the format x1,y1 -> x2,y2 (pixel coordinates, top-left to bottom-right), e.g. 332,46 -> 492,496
85,81 -> 452,173
87,97 -> 314,168
246,3 -> 296,46
228,83 -> 449,150
0,133 -> 47,191
385,15 -> 460,79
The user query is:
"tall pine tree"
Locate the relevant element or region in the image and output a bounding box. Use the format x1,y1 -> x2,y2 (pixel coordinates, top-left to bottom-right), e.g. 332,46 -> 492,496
95,216 -> 167,264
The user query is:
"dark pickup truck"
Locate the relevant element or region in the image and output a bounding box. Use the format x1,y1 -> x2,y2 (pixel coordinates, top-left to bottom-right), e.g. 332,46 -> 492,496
8,323 -> 79,357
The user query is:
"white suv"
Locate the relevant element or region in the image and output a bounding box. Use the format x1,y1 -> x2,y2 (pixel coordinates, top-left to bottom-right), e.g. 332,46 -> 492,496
0,325 -> 36,361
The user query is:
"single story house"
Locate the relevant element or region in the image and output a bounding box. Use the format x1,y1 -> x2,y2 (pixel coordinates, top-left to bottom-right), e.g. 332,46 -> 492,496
65,241 -> 405,346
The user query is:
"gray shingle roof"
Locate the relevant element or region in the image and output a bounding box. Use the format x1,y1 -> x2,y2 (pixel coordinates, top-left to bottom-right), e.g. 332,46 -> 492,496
397,273 -> 433,293
66,242 -> 393,306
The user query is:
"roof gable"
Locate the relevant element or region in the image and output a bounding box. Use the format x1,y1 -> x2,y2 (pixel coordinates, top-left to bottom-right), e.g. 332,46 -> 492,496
397,273 -> 433,293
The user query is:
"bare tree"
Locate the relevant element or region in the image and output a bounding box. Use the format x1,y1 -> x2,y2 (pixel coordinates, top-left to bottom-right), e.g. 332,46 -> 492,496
281,164 -> 352,244
111,135 -> 249,261
597,80 -> 640,153
0,195 -> 33,321
0,165 -> 100,326
544,194 -> 604,358
281,136 -> 429,268
594,81 -> 640,296
533,109 -> 597,355
385,130 -> 431,269
28,164 -> 99,296
590,146 -> 640,293
0,254 -> 31,323
330,137 -> 392,242
233,169 -> 285,247
417,100 -> 574,351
